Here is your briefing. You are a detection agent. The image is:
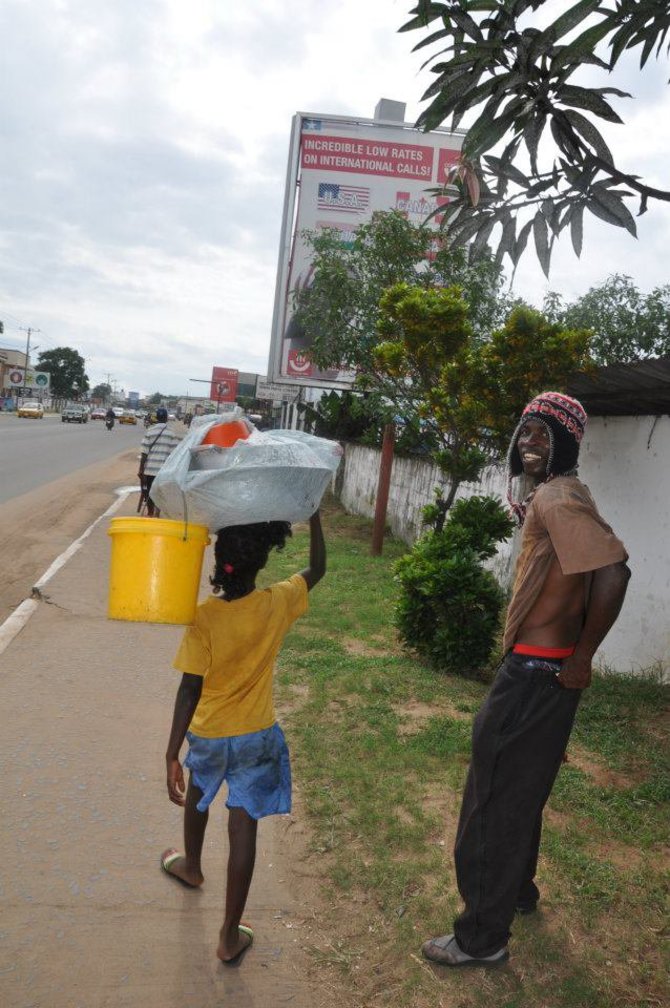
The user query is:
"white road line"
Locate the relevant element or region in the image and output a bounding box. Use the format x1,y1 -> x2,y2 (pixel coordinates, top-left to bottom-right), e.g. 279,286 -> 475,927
0,486 -> 138,656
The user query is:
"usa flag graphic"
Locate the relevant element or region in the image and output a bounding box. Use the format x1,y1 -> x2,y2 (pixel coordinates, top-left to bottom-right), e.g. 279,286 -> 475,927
317,183 -> 370,214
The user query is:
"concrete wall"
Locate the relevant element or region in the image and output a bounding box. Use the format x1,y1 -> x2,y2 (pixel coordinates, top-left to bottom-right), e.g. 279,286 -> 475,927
339,415 -> 670,678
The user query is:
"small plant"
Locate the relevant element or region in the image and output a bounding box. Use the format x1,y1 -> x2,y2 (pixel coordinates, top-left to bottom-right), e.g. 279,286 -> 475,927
394,495 -> 513,675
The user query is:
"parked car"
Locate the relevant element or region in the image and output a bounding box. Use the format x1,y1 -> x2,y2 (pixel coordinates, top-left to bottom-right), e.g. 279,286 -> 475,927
91,407 -> 106,420
17,400 -> 44,419
119,410 -> 138,425
62,404 -> 89,423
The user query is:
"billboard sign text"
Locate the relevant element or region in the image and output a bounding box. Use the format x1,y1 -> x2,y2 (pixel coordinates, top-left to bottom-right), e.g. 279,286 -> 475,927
255,379 -> 301,403
268,111 -> 464,389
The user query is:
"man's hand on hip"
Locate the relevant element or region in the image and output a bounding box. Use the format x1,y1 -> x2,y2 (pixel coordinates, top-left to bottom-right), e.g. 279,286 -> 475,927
556,653 -> 591,690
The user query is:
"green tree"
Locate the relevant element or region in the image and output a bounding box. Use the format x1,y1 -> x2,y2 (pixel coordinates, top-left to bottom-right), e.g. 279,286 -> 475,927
543,274 -> 670,364
373,283 -> 592,520
91,382 -> 112,402
37,347 -> 89,399
298,390 -> 392,444
402,1 -> 670,274
293,210 -> 510,374
378,285 -> 591,675
148,392 -> 163,404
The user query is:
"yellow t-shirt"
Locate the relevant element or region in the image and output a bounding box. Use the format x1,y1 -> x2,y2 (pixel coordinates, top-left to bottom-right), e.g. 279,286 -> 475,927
174,573 -> 308,737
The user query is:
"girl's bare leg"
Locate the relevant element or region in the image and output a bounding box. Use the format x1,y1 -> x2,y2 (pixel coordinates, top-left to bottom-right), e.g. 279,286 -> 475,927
217,806 -> 258,961
162,776 -> 207,886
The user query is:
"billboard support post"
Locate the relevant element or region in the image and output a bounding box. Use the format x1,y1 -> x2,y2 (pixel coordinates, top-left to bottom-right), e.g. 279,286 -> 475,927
371,423 -> 395,557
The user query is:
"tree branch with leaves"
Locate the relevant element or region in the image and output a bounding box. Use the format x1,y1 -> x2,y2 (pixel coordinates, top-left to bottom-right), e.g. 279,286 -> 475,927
402,0 -> 670,274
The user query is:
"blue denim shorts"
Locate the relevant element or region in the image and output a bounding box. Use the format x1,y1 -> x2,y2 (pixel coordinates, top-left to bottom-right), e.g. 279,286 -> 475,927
184,722 -> 291,819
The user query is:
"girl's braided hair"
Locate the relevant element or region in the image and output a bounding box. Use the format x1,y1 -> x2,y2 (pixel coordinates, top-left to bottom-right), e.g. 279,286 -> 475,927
211,521 -> 292,598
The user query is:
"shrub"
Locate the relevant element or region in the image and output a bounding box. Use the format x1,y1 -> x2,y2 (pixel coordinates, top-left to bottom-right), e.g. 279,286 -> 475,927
394,496 -> 513,675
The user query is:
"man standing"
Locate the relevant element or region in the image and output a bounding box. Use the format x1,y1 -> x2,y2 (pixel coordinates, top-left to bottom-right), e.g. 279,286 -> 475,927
138,407 -> 181,517
422,391 -> 630,967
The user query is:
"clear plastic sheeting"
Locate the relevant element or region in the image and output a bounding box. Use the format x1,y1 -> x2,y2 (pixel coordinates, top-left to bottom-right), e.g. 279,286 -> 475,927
150,415 -> 342,531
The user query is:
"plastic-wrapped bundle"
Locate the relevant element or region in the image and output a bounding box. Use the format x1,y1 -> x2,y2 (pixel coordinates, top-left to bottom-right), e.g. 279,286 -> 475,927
150,415 -> 342,531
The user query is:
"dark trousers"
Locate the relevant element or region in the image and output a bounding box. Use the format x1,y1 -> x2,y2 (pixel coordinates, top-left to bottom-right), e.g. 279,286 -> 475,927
453,652 -> 581,957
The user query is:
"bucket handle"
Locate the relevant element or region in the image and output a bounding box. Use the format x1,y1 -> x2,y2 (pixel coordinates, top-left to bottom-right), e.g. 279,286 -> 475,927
180,490 -> 190,541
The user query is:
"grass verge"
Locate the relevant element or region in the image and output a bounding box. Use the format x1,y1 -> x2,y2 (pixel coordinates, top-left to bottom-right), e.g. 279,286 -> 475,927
261,499 -> 669,1008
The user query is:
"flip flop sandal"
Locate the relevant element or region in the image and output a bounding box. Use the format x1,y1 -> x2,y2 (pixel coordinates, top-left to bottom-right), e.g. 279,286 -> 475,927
160,848 -> 200,888
222,925 -> 254,966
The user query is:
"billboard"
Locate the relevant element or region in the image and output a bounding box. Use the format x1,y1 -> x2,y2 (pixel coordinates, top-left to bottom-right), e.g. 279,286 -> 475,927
7,368 -> 50,391
255,378 -> 301,403
210,366 -> 239,403
268,111 -> 464,389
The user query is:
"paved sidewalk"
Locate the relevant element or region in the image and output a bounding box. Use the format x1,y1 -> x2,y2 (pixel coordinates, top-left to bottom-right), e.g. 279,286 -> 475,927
1,494 -> 316,1008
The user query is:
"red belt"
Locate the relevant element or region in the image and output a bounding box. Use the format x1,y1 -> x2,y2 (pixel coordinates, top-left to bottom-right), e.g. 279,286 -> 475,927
513,643 -> 575,658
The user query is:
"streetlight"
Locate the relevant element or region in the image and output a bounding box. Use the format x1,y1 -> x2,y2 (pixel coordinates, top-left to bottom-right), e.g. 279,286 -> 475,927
189,377 -> 221,414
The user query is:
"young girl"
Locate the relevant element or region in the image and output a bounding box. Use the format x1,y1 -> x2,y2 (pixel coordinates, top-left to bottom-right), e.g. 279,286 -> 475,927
161,510 -> 326,963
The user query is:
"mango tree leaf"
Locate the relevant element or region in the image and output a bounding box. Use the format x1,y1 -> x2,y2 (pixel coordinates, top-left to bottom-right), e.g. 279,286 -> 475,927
511,219 -> 534,267
563,109 -> 614,164
570,204 -> 584,256
525,114 -> 547,173
558,85 -> 624,123
463,108 -> 518,158
533,212 -> 551,276
399,4 -> 446,34
472,218 -> 496,255
496,215 -> 517,264
483,155 -> 529,188
589,187 -> 638,235
540,0 -> 601,45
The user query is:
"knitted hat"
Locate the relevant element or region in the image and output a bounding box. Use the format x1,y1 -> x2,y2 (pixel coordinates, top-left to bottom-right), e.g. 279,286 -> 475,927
507,391 -> 587,524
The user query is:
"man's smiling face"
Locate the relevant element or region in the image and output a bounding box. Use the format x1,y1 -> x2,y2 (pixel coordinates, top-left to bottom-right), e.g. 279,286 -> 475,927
517,419 -> 551,483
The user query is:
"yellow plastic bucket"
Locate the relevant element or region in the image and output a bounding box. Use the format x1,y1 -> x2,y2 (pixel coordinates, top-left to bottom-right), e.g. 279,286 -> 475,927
107,517 -> 210,624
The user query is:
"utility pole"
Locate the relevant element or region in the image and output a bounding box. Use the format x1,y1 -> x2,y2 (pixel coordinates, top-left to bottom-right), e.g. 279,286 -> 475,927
18,326 -> 41,403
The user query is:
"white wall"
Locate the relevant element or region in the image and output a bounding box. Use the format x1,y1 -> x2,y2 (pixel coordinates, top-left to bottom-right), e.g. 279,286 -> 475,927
339,415 -> 669,679
576,416 -> 670,677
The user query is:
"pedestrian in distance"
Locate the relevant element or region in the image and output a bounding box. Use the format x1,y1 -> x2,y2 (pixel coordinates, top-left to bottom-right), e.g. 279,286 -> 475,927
138,406 -> 181,517
422,391 -> 630,968
161,510 -> 326,963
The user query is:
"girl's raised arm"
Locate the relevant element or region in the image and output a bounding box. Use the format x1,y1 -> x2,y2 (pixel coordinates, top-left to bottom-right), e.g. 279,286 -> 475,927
300,510 -> 326,591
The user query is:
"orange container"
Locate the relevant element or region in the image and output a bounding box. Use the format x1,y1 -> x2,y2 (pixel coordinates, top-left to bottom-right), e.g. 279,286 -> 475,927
201,419 -> 251,448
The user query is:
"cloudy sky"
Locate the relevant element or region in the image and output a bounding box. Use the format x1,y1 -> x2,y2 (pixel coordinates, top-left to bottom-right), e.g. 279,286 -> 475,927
1,0 -> 668,397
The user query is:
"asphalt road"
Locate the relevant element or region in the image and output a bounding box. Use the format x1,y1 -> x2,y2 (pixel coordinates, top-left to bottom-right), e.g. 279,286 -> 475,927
0,412 -> 147,504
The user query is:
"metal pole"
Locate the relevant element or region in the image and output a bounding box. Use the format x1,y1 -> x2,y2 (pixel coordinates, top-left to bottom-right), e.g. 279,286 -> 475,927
19,326 -> 40,404
371,422 -> 395,556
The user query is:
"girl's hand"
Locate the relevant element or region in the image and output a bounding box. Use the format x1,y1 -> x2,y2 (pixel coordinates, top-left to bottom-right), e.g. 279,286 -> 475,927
166,758 -> 186,806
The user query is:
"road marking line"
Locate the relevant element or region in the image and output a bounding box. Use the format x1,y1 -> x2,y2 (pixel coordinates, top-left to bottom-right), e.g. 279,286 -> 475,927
0,486 -> 138,656
0,599 -> 40,654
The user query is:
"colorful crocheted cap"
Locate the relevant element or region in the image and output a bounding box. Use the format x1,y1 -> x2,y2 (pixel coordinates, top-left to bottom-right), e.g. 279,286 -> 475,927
508,391 -> 587,480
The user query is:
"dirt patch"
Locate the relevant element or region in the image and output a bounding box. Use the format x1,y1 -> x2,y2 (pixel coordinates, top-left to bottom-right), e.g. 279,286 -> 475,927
282,682 -> 311,715
342,635 -> 400,658
0,451 -> 137,621
396,699 -> 471,737
646,704 -> 670,744
566,747 -> 639,789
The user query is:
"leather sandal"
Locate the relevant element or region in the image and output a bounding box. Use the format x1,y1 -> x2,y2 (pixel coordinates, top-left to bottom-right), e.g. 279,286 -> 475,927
421,933 -> 509,967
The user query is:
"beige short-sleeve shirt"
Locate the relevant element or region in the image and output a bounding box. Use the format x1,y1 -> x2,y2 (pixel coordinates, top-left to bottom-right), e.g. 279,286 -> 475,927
503,476 -> 627,652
